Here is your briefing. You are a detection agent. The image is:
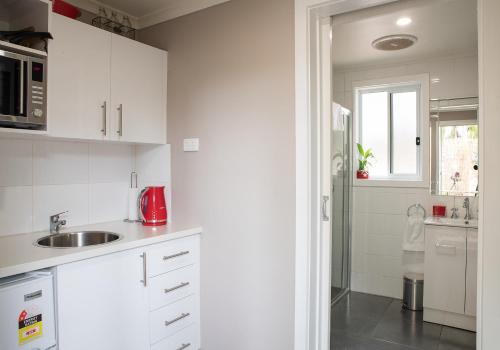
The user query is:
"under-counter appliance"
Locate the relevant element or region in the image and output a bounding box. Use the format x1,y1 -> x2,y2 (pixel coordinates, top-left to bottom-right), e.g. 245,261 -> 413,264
0,271 -> 56,350
0,47 -> 47,129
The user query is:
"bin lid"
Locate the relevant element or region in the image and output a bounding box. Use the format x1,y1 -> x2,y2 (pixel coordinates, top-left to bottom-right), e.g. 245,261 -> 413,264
404,272 -> 424,282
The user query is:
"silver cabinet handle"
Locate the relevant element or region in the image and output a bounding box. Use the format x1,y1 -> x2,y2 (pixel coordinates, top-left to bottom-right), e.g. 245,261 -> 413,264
164,282 -> 190,294
163,251 -> 190,261
117,103 -> 123,136
321,195 -> 330,221
140,252 -> 147,286
101,101 -> 107,135
165,312 -> 190,327
19,60 -> 24,115
176,343 -> 191,350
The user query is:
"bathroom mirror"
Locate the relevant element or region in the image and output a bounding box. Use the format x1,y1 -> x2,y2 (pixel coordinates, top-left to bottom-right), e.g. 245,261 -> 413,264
430,98 -> 479,196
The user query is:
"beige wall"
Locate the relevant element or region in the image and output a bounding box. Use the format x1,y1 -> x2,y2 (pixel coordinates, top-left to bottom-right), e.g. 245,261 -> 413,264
139,0 -> 295,349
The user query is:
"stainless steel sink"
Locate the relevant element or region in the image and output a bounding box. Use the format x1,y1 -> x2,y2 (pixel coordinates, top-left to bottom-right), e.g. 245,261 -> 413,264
36,231 -> 121,248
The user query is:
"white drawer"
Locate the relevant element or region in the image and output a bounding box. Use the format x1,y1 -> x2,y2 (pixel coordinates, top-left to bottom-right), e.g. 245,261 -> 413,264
148,236 -> 199,277
151,324 -> 200,350
150,295 -> 197,344
149,265 -> 198,311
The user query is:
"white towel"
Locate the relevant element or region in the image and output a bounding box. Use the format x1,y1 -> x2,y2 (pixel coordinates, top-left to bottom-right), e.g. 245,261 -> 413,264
403,215 -> 425,252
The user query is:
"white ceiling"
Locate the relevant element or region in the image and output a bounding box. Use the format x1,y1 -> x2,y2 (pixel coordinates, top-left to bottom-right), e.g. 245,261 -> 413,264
332,0 -> 477,70
69,0 -> 230,28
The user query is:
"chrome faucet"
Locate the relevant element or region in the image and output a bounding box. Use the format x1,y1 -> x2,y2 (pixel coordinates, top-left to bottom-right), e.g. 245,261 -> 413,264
50,211 -> 68,234
463,198 -> 471,220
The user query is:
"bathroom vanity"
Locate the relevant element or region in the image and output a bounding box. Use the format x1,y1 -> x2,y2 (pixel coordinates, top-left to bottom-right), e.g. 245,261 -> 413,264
423,217 -> 477,331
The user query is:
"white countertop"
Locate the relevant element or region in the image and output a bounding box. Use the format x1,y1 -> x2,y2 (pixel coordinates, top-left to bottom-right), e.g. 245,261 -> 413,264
0,220 -> 202,279
424,216 -> 478,229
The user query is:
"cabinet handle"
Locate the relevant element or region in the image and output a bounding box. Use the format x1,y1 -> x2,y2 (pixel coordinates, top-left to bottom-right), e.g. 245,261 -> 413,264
101,101 -> 107,135
140,252 -> 147,287
117,103 -> 123,136
435,242 -> 457,255
176,343 -> 191,350
164,282 -> 190,294
165,312 -> 190,327
321,195 -> 330,221
163,251 -> 190,261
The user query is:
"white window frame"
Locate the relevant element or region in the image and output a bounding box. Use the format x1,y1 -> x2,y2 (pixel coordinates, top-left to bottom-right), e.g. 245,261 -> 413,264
436,119 -> 479,194
352,74 -> 430,188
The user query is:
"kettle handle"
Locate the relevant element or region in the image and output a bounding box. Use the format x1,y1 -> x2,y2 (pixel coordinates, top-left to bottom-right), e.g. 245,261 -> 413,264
138,188 -> 148,222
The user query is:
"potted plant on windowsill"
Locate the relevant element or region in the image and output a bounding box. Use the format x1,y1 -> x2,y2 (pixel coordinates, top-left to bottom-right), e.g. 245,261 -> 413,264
356,143 -> 374,179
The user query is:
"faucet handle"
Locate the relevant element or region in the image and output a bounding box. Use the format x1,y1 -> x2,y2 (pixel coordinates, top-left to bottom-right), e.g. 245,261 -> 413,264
450,207 -> 459,218
51,211 -> 68,221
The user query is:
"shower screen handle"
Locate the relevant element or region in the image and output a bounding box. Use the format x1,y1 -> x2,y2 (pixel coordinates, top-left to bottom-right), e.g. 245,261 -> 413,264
321,195 -> 330,221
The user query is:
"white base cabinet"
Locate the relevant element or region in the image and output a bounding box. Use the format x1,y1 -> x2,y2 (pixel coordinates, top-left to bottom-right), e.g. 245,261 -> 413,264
56,235 -> 200,350
423,224 -> 477,331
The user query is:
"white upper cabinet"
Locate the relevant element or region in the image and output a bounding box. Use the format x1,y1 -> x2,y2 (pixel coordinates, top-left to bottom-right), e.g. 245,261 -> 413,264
48,14 -> 111,140
48,14 -> 167,144
110,35 -> 167,144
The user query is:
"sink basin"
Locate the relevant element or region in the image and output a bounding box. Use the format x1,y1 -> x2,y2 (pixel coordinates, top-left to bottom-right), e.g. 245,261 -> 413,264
36,231 -> 121,248
424,217 -> 478,228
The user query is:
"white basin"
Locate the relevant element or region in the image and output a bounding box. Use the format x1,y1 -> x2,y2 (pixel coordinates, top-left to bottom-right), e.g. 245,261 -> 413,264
424,217 -> 478,228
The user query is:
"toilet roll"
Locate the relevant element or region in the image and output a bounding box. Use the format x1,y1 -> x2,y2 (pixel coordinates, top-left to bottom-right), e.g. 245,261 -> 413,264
128,188 -> 140,221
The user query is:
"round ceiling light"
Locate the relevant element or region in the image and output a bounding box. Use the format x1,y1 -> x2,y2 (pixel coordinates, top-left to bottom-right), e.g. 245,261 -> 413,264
371,34 -> 418,51
396,17 -> 412,26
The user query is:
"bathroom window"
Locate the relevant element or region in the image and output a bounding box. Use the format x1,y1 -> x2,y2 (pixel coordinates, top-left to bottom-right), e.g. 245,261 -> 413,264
355,78 -> 427,184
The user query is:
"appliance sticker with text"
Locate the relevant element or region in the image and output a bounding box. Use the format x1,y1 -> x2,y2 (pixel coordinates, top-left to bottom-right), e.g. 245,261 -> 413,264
18,307 -> 43,345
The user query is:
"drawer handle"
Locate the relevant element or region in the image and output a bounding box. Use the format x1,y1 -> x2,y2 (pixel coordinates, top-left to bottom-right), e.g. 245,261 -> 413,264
176,343 -> 191,350
140,252 -> 147,287
163,251 -> 190,261
165,282 -> 190,294
165,312 -> 190,327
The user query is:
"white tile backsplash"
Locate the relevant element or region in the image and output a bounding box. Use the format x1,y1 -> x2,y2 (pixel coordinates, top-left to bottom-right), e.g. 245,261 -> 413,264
33,140 -> 89,185
33,184 -> 89,231
0,186 -> 33,236
89,182 -> 129,223
0,137 -> 171,237
0,139 -> 33,187
89,143 -> 134,183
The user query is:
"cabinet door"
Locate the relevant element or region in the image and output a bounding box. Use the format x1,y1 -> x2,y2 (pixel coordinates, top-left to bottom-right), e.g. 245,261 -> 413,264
423,225 -> 466,314
110,35 -> 167,144
466,228 -> 478,316
56,248 -> 149,350
48,14 -> 111,140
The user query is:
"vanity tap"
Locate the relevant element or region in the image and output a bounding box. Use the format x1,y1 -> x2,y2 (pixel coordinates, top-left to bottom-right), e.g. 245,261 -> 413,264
50,211 -> 68,234
463,198 -> 472,220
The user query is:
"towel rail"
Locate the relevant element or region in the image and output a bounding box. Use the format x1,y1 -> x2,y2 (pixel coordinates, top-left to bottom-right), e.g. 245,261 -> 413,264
407,203 -> 426,218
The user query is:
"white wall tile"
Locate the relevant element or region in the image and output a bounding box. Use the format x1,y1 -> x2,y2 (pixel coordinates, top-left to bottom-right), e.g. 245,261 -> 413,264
89,143 -> 134,183
366,235 -> 402,257
135,144 -> 171,183
0,186 -> 33,236
33,184 -> 89,231
33,140 -> 89,185
89,182 -> 128,223
0,139 -> 33,187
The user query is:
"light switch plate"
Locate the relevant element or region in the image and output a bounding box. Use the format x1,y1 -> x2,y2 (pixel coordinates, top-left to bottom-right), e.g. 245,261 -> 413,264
183,138 -> 200,152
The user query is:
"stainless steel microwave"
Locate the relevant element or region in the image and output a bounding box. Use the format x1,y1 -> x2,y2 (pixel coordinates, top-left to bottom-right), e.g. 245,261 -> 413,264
0,48 -> 47,129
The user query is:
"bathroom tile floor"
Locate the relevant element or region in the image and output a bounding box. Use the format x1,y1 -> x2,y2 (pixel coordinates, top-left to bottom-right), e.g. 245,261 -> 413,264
331,291 -> 476,350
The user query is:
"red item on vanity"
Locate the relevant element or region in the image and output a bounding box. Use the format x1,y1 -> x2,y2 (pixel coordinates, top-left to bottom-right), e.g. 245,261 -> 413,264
139,186 -> 167,226
432,205 -> 446,217
52,0 -> 81,19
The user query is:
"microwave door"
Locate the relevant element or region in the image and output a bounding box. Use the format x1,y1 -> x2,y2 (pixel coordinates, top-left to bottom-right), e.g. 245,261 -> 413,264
0,51 -> 26,121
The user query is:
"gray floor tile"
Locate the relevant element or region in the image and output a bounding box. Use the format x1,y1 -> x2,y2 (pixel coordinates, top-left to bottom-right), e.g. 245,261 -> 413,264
438,326 -> 476,350
331,292 -> 476,350
331,331 -> 418,350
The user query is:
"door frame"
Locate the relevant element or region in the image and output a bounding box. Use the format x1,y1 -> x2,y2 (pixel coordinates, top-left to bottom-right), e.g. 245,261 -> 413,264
293,1 -> 399,349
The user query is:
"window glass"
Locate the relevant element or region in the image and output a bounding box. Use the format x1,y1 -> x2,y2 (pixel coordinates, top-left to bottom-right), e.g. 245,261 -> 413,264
360,91 -> 388,177
392,91 -> 417,175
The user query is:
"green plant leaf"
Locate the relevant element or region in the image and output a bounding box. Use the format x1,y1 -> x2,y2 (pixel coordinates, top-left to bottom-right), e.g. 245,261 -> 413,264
357,143 -> 364,157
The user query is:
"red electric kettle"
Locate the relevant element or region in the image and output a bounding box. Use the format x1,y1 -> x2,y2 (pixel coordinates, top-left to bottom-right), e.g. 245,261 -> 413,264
139,186 -> 167,226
